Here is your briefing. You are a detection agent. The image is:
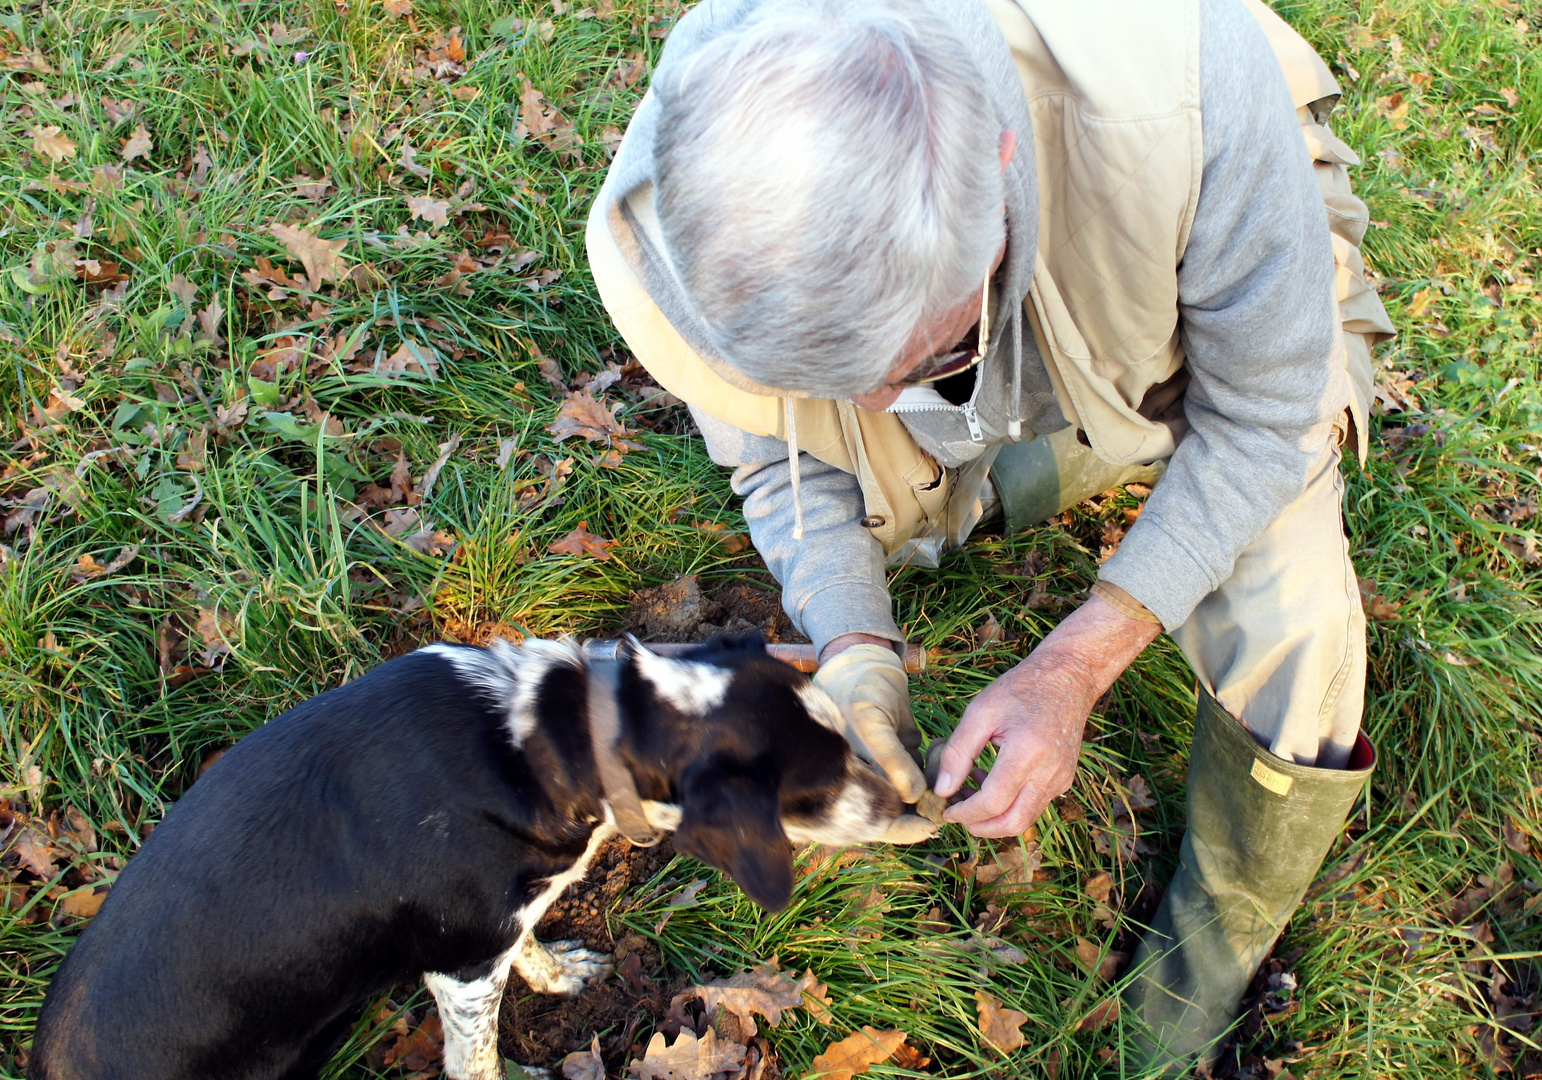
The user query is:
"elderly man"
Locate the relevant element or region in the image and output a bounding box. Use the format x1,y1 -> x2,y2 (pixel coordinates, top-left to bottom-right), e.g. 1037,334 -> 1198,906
586,0 -> 1394,1069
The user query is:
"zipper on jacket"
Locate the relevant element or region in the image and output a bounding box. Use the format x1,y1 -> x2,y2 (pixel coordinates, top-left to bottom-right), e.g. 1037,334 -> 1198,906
885,380 -> 988,444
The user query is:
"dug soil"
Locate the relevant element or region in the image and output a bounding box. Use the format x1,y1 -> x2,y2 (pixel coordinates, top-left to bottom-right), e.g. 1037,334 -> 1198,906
625,574 -> 805,645
498,836 -> 681,1068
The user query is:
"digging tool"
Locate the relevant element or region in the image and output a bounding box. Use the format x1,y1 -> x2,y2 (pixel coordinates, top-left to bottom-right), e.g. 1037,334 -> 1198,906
582,640 -> 928,673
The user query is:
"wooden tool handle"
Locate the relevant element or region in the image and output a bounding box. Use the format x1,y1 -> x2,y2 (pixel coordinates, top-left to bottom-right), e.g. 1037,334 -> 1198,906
584,640 -> 927,673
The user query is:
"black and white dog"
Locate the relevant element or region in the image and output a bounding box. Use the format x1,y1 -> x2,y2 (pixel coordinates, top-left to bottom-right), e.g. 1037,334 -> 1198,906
29,634 -> 933,1080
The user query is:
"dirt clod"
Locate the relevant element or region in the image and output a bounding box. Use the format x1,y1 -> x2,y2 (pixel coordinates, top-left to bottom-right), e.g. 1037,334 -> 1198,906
627,575 -> 803,645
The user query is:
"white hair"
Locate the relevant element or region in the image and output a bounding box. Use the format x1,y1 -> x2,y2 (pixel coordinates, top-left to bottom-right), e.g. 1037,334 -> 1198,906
652,0 -> 1005,396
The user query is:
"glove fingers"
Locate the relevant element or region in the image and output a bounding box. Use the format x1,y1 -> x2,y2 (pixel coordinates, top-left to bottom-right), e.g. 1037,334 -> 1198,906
868,743 -> 928,802
876,814 -> 938,844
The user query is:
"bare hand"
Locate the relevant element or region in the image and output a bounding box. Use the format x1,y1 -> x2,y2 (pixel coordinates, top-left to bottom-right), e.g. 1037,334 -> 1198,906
933,596 -> 1161,837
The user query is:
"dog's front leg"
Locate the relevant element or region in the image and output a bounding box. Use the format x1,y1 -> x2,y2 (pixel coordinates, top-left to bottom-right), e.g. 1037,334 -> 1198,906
510,932 -> 614,997
425,948 -> 517,1080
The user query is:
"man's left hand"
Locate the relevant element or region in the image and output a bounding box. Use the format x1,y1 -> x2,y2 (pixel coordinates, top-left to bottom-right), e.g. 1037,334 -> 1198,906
933,595 -> 1162,837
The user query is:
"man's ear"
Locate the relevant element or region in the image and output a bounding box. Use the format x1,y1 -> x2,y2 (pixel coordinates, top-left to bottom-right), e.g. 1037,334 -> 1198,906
674,762 -> 793,912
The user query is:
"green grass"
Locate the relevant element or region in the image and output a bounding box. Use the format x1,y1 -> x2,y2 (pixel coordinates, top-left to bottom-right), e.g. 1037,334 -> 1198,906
1,0 -> 1539,1076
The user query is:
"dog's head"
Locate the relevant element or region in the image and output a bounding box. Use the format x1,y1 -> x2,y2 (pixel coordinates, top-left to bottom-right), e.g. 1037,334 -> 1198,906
617,635 -> 930,911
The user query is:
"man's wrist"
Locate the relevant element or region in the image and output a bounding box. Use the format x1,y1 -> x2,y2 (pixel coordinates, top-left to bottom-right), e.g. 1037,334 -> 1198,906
1033,594 -> 1162,694
819,632 -> 901,664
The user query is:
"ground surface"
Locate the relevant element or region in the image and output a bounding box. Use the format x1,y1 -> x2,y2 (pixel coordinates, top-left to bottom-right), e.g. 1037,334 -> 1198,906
1,0 -> 1540,1077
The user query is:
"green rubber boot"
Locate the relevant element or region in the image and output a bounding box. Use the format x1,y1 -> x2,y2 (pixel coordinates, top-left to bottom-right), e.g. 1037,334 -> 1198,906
1123,691 -> 1375,1074
990,425 -> 1166,531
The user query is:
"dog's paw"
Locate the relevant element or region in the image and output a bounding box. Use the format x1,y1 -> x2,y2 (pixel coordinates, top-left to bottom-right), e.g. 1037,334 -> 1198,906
514,937 -> 613,997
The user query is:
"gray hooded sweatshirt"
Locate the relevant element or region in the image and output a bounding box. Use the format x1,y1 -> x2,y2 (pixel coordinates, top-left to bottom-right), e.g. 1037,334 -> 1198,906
599,0 -> 1345,654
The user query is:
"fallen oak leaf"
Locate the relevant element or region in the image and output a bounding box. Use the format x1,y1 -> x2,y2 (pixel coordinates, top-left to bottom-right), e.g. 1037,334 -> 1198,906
382,1013 -> 443,1071
1076,997 -> 1120,1032
627,1027 -> 746,1080
561,1034 -> 604,1080
799,969 -> 834,1026
1357,577 -> 1402,621
889,1041 -> 931,1071
60,884 -> 109,919
407,195 -> 450,229
811,1026 -> 907,1080
32,125 -> 77,163
975,990 -> 1028,1054
548,387 -> 629,444
119,124 -> 153,162
268,223 -> 348,291
695,965 -> 805,1038
550,522 -> 617,561
68,545 -> 139,583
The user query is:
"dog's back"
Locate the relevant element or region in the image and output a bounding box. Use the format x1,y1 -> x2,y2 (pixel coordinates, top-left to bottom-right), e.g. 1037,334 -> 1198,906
29,650 -> 594,1080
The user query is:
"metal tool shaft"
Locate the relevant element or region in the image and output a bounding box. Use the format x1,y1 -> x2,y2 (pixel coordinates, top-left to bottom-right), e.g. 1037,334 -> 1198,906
582,640 -> 927,674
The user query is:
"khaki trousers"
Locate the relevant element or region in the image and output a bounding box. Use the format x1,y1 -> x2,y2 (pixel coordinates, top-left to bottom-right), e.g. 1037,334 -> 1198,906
1165,432 -> 1365,770
988,424 -> 1365,769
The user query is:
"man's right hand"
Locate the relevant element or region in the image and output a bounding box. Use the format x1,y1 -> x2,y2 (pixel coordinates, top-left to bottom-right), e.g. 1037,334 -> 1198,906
812,639 -> 927,803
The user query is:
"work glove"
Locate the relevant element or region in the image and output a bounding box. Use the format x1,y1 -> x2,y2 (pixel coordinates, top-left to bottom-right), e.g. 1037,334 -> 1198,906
813,643 -> 927,804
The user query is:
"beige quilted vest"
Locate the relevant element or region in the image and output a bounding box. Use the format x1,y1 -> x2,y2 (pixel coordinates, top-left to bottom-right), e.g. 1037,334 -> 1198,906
586,0 -> 1394,556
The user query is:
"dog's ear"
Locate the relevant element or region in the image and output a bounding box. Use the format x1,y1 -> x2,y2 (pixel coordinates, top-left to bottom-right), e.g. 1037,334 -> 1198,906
674,762 -> 793,912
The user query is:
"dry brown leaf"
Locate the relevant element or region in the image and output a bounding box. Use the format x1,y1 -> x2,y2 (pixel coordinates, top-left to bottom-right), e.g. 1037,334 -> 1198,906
119,124 -> 153,162
516,76 -> 582,161
195,606 -> 238,666
798,969 -> 834,1026
5,821 -> 63,879
696,966 -> 804,1038
379,341 -> 440,379
975,839 -> 1040,890
548,387 -> 628,444
1076,997 -> 1120,1032
407,195 -> 450,229
101,95 -> 136,125
550,522 -> 617,561
889,1041 -> 931,1071
1083,871 -> 1113,905
60,885 -> 108,919
1503,819 -> 1533,857
975,612 -> 1004,647
1119,774 -> 1156,811
1074,937 -> 1127,984
382,1013 -> 442,1071
32,125 -> 77,163
975,990 -> 1027,1054
1357,577 -> 1402,622
382,0 -> 413,15
69,545 -> 139,583
269,223 -> 348,291
627,1027 -> 746,1080
562,1034 -> 605,1080
811,1027 -> 907,1080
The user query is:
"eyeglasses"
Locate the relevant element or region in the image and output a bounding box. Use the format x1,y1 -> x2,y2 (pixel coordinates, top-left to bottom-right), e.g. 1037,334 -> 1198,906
894,263 -> 993,388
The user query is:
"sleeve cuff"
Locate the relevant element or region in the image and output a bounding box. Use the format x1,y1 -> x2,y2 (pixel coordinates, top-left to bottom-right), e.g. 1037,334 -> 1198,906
795,580 -> 904,659
1098,515 -> 1220,631
1090,580 -> 1165,628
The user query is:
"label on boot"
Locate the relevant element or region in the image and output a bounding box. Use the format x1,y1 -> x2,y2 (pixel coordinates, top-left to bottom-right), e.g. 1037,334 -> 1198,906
1250,758 -> 1294,797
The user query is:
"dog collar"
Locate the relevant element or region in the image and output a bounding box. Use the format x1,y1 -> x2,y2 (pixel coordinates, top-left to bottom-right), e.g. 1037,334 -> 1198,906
586,657 -> 664,847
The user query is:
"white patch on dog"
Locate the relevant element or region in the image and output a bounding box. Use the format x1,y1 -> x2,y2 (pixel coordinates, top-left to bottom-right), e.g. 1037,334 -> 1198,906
425,948 -> 516,1080
631,646 -> 732,716
795,683 -> 845,733
510,936 -> 613,997
423,638 -> 584,747
782,773 -> 886,846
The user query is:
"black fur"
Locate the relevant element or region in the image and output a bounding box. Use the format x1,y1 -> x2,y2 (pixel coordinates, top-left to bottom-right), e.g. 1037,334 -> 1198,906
28,635 -> 882,1080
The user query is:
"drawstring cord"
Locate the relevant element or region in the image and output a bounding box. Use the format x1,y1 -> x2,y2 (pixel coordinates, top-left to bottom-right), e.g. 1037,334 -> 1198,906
785,397 -> 806,540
